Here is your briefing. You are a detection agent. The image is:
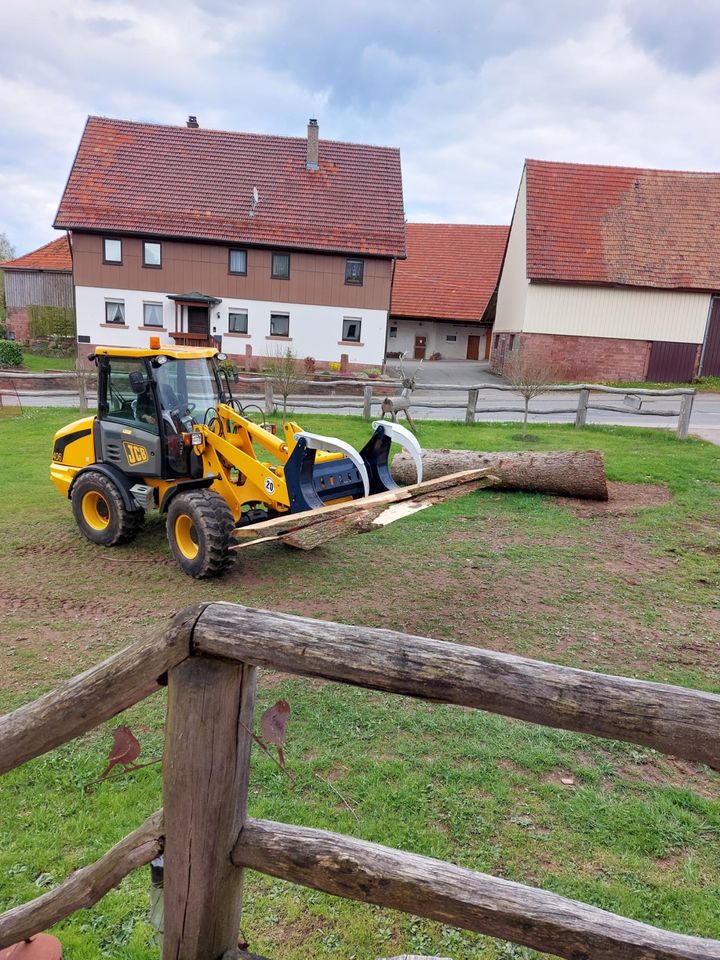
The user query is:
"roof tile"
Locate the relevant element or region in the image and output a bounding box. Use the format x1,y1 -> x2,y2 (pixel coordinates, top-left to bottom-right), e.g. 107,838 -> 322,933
54,117 -> 406,258
3,236 -> 71,271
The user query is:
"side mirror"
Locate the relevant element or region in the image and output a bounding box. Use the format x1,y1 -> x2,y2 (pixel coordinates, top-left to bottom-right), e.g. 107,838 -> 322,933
129,371 -> 149,395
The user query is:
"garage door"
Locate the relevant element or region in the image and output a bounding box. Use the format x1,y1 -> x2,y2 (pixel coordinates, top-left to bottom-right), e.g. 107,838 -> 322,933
646,341 -> 698,382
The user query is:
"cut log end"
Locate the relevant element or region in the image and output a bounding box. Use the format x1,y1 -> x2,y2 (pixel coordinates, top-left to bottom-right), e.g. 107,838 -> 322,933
392,450 -> 609,501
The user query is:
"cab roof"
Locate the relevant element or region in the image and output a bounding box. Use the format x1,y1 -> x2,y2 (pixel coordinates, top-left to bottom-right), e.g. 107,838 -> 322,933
92,345 -> 218,360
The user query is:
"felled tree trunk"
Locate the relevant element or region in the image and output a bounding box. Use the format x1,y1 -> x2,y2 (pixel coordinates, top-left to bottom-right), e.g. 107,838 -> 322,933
392,450 -> 608,501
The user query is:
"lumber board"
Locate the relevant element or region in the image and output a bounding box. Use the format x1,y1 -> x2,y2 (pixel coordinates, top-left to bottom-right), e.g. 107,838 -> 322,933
0,811 -> 163,948
0,605 -> 203,775
230,468 -> 496,545
232,819 -> 720,960
193,604 -> 720,769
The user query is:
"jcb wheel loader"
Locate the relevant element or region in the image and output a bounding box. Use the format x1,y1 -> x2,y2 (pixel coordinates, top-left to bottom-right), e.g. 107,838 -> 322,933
50,342 -> 423,578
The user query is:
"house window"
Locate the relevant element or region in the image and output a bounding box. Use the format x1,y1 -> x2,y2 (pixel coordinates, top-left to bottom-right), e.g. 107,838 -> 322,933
509,334 -> 516,350
271,253 -> 290,279
105,300 -> 125,325
494,334 -> 500,349
229,309 -> 248,334
229,249 -> 247,275
388,325 -> 397,339
103,238 -> 122,264
345,259 -> 364,285
342,317 -> 361,342
143,241 -> 162,268
270,312 -> 290,337
446,335 -> 457,342
143,302 -> 163,327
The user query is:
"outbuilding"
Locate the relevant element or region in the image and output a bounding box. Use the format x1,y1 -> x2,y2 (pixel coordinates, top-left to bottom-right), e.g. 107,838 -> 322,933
491,159 -> 720,382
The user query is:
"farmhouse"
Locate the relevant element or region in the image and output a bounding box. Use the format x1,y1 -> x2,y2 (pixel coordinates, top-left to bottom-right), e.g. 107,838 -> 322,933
53,116 -> 406,369
388,223 -> 508,361
491,159 -> 720,382
2,236 -> 73,341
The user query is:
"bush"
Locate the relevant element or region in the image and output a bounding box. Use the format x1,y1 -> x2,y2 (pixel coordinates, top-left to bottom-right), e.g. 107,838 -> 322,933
0,341 -> 23,366
27,305 -> 75,338
303,356 -> 316,374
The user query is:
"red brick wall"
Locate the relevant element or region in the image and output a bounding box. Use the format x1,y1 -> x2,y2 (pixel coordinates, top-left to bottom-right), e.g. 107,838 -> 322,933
491,331 -> 655,381
6,307 -> 29,341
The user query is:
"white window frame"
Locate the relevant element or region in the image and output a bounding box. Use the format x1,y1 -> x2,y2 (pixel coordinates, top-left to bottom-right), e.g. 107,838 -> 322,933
229,309 -> 249,334
270,312 -> 290,337
342,317 -> 362,342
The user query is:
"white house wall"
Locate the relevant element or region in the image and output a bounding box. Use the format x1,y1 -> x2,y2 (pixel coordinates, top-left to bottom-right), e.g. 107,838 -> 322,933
387,318 -> 486,359
75,286 -> 388,364
524,284 -> 711,343
493,168 -> 528,333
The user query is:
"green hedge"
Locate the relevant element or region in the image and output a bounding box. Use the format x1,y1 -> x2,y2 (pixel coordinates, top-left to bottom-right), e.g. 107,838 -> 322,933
27,305 -> 75,338
0,341 -> 23,366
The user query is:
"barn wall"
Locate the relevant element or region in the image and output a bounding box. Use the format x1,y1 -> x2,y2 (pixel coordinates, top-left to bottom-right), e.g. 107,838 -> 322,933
4,270 -> 73,310
493,168 -> 528,333
524,283 -> 710,344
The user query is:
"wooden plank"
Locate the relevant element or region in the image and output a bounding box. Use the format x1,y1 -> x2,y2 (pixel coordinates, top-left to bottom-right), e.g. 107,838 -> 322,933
0,811 -> 163,948
193,604 -> 720,769
231,468 -> 495,542
0,604 -> 203,776
163,656 -> 257,960
232,819 -> 720,960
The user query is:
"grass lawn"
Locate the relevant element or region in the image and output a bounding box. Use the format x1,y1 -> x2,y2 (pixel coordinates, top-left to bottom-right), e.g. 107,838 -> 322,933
1,409 -> 719,959
604,376 -> 720,393
19,353 -> 75,373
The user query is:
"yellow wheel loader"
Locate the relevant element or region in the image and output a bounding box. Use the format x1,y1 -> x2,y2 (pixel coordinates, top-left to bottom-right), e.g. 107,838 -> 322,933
50,342 -> 426,578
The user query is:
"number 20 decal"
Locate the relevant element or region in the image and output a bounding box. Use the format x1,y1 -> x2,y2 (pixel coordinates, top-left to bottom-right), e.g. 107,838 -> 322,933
264,477 -> 275,495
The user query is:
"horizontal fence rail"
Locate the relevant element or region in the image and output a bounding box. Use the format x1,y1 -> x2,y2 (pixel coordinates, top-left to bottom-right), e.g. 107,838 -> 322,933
1,602 -> 718,959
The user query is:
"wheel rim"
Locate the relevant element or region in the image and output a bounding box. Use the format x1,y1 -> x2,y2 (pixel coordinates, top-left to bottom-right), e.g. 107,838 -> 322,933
175,514 -> 200,559
82,491 -> 110,531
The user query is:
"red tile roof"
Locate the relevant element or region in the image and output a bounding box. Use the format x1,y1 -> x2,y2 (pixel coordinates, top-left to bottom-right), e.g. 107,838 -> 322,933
2,236 -> 71,271
54,117 -> 406,258
526,159 -> 720,290
391,223 -> 509,321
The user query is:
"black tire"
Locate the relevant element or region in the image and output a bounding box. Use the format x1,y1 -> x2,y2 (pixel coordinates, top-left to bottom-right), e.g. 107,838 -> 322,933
71,472 -> 144,547
166,490 -> 235,578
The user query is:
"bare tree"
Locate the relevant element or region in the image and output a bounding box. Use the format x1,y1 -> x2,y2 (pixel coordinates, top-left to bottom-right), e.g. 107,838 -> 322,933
265,347 -> 303,420
0,233 -> 14,325
503,351 -> 557,438
75,356 -> 95,415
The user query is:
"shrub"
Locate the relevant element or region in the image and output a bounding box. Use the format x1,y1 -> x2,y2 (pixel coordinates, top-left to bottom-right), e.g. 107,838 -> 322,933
27,305 -> 75,338
0,341 -> 23,366
328,361 -> 341,372
303,356 -> 316,374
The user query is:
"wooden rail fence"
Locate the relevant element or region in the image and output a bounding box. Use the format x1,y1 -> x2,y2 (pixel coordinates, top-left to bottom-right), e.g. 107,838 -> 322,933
1,602 -> 719,959
237,376 -> 697,439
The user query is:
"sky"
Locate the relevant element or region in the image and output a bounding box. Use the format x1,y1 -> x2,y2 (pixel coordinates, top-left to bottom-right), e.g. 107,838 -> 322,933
3,0 -> 720,256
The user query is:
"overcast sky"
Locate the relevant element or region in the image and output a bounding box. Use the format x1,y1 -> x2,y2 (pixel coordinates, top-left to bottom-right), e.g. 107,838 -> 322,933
3,0 -> 720,255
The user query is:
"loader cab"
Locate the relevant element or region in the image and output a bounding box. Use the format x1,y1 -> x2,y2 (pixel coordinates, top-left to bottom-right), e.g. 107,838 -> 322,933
96,351 -> 224,479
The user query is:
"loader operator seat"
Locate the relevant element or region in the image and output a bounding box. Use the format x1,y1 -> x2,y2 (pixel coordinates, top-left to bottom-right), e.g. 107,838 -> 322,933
132,382 -> 180,434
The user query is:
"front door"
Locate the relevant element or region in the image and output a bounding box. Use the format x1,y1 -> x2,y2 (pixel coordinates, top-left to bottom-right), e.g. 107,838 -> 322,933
414,336 -> 426,360
466,335 -> 481,360
700,297 -> 720,376
187,306 -> 209,336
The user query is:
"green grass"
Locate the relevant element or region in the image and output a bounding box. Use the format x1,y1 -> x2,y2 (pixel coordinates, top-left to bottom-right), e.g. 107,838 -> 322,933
604,376 -> 720,393
1,409 -> 719,958
20,352 -> 75,372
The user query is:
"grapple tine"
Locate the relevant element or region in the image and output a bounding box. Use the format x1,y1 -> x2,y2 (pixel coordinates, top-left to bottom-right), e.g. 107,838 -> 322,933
293,432 -> 370,497
371,420 -> 423,484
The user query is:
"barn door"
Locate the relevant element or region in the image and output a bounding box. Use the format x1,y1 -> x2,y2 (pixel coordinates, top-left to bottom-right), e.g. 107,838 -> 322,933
700,298 -> 720,376
646,341 -> 698,382
466,335 -> 481,360
414,336 -> 426,360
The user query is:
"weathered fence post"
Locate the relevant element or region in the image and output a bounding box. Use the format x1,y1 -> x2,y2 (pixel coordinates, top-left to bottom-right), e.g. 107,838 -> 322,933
465,388 -> 478,425
676,392 -> 695,440
163,655 -> 257,960
264,379 -> 274,416
363,383 -> 373,420
575,388 -> 589,428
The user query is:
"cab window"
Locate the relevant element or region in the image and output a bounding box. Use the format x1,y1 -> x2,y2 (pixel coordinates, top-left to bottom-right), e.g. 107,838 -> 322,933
102,358 -> 158,434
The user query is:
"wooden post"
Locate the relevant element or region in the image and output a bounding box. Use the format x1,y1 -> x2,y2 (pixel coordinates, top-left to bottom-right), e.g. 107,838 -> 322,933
163,656 -> 257,960
575,388 -> 589,428
677,392 -> 694,440
363,383 -> 373,420
264,379 -> 274,416
465,388 -> 478,425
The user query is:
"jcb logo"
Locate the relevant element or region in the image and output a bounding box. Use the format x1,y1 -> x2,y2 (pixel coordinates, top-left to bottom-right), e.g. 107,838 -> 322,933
123,441 -> 149,465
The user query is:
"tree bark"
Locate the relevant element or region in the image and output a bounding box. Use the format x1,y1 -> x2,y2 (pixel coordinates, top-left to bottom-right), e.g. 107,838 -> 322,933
392,449 -> 608,501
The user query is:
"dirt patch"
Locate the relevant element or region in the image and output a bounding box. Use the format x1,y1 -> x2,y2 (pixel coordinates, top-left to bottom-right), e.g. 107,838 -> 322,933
553,481 -> 672,515
610,756 -> 719,801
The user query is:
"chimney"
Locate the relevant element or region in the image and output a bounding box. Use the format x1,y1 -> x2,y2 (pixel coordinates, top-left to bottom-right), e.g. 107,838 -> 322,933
186,115 -> 199,128
306,118 -> 319,170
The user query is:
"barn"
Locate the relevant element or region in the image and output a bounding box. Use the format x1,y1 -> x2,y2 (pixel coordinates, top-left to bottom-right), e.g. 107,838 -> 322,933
491,159 -> 720,382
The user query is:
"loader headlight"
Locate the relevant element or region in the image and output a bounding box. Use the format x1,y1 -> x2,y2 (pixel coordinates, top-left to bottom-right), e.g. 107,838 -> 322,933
191,432 -> 203,446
